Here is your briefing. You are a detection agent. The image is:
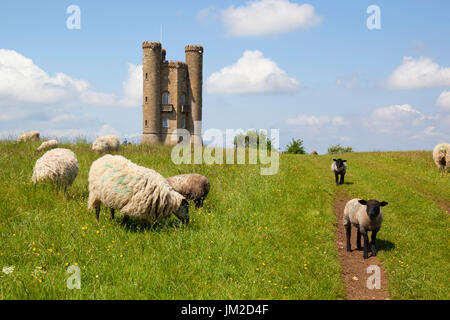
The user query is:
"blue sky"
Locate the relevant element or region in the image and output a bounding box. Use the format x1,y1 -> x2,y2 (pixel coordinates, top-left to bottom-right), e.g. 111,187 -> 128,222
1,0 -> 449,153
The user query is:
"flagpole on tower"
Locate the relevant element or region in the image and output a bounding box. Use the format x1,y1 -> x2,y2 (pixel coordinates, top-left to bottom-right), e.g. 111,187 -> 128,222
160,24 -> 163,45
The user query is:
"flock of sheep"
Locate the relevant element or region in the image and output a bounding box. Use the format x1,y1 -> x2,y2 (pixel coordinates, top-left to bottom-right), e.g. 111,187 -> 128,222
17,131 -> 450,260
331,142 -> 449,259
19,131 -> 210,227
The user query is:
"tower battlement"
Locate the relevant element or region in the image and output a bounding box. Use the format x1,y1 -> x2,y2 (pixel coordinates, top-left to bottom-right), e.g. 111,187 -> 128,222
141,42 -> 203,145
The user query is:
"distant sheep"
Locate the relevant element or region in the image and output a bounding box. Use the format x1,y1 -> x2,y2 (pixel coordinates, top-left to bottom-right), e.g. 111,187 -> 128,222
167,174 -> 210,208
31,148 -> 79,193
343,198 -> 388,259
432,143 -> 449,173
331,158 -> 347,185
88,154 -> 189,225
92,135 -> 120,153
310,150 -> 318,155
36,140 -> 58,152
18,131 -> 40,142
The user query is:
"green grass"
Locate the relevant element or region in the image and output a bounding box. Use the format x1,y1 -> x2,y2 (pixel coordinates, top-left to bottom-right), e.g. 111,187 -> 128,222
0,142 -> 448,299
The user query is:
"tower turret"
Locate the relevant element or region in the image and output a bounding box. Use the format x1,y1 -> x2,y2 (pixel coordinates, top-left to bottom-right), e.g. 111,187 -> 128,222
142,41 -> 162,144
185,45 -> 203,145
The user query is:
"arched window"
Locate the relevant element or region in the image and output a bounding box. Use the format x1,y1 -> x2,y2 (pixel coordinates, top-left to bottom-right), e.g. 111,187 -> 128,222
180,93 -> 186,105
162,92 -> 170,104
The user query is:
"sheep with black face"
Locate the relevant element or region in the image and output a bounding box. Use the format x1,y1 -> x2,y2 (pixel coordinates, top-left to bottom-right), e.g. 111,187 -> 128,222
331,158 -> 347,185
343,199 -> 388,259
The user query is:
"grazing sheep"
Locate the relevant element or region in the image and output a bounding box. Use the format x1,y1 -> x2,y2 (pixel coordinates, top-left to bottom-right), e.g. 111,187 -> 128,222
18,131 -> 40,142
311,150 -> 318,155
92,135 -> 120,153
343,198 -> 388,259
88,154 -> 189,225
36,140 -> 58,152
31,148 -> 79,193
166,174 -> 210,208
432,143 -> 449,173
331,158 -> 347,185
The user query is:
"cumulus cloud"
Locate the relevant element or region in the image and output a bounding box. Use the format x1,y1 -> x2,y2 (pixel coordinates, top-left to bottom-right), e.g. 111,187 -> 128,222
0,49 -> 141,108
436,90 -> 450,111
285,114 -> 348,126
221,0 -> 322,36
386,56 -> 450,89
206,50 -> 299,94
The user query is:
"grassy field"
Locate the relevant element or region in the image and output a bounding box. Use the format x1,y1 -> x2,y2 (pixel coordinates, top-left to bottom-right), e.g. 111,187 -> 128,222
0,141 -> 448,299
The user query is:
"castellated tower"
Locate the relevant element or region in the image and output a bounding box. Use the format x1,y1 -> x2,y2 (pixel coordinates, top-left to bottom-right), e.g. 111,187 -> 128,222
141,41 -> 203,145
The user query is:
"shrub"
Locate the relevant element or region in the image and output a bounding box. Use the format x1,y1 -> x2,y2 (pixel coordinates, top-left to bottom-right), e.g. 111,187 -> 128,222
285,138 -> 306,154
327,144 -> 353,154
233,130 -> 272,151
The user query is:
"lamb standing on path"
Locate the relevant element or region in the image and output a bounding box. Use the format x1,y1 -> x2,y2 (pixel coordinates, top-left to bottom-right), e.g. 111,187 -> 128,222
343,198 -> 388,259
331,158 -> 347,185
88,155 -> 189,225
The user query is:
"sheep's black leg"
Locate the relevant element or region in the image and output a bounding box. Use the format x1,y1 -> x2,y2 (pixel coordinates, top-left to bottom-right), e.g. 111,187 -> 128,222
335,172 -> 339,186
371,228 -> 379,256
95,206 -> 100,221
195,199 -> 203,209
340,173 -> 345,185
121,215 -> 129,226
356,228 -> 362,250
363,232 -> 370,259
345,224 -> 352,252
110,208 -> 115,220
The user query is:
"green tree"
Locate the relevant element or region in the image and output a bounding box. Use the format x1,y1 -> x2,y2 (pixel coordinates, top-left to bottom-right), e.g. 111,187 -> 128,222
327,144 -> 354,154
233,130 -> 272,151
285,138 -> 306,154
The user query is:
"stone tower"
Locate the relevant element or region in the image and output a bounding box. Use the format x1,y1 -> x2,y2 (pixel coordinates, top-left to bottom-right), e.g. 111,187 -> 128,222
141,41 -> 203,145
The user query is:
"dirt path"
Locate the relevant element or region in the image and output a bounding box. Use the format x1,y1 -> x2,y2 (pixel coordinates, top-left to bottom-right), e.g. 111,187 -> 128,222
334,192 -> 390,300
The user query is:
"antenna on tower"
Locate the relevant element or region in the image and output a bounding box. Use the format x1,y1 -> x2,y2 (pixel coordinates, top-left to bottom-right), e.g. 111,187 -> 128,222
160,24 -> 163,45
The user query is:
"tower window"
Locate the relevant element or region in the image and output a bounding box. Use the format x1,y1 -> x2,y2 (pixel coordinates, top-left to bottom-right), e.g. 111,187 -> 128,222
180,93 -> 186,105
162,92 -> 170,104
145,96 -> 148,103
162,118 -> 169,128
181,114 -> 186,129
145,120 -> 148,127
145,73 -> 148,80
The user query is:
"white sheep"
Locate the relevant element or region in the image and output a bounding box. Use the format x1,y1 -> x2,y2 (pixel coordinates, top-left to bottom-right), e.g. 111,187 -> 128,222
432,143 -> 449,173
331,158 -> 347,185
36,140 -> 58,152
92,135 -> 120,153
31,148 -> 79,193
166,174 -> 210,208
88,154 -> 189,225
343,198 -> 388,259
18,131 -> 40,142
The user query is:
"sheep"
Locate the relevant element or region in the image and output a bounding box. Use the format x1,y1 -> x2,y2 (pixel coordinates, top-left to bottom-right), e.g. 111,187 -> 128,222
432,143 -> 449,173
88,154 -> 189,225
31,148 -> 79,193
36,140 -> 58,152
310,150 -> 318,155
331,158 -> 347,185
17,131 -> 40,142
166,174 -> 210,208
343,198 -> 388,259
92,135 -> 120,153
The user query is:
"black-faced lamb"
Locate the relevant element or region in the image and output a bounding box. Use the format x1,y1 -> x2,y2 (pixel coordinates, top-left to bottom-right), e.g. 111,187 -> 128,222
331,158 -> 347,185
88,154 -> 189,225
343,198 -> 388,259
166,174 -> 210,208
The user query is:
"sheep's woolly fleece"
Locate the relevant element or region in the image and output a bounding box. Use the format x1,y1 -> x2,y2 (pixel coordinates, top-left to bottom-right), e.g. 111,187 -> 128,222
343,199 -> 383,234
88,155 -> 185,222
36,140 -> 58,152
92,135 -> 120,152
331,161 -> 347,173
166,174 -> 210,201
18,131 -> 40,142
432,142 -> 449,171
31,148 -> 79,187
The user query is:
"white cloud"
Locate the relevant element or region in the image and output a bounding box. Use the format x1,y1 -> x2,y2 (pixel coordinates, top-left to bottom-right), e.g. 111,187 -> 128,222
221,0 -> 322,36
206,50 -> 299,94
436,90 -> 450,111
0,49 -> 141,108
386,56 -> 450,89
196,6 -> 217,23
97,124 -> 120,137
285,114 -> 348,126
